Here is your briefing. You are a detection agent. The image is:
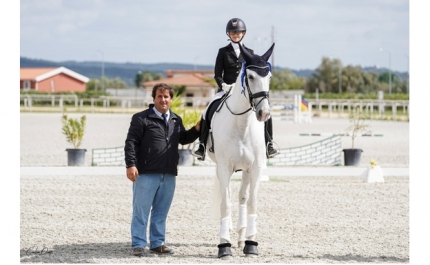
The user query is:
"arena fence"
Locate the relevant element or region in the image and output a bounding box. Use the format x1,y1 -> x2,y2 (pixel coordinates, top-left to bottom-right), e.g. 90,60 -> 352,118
91,146 -> 125,166
91,135 -> 342,167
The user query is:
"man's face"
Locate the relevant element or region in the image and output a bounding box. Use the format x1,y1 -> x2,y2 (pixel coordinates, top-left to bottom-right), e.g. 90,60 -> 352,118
153,88 -> 172,113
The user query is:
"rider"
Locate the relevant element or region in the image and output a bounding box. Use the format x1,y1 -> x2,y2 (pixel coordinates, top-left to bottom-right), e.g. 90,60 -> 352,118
191,18 -> 279,161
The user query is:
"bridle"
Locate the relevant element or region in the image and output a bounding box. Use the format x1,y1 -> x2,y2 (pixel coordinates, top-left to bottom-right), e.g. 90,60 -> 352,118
225,62 -> 272,116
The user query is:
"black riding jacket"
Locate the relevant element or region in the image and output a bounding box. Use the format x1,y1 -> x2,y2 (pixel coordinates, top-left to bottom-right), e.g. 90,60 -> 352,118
214,43 -> 254,92
124,105 -> 199,176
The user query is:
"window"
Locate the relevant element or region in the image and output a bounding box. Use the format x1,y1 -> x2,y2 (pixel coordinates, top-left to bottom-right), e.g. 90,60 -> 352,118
23,80 -> 31,90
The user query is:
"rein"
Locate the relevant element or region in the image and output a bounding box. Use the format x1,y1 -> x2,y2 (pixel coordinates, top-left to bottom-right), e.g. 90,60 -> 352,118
225,62 -> 271,116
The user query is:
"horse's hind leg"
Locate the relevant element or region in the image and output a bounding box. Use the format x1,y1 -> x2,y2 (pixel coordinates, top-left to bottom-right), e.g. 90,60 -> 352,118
237,173 -> 250,249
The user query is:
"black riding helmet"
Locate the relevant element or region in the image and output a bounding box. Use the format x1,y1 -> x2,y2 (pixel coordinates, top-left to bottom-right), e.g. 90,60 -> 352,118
226,18 -> 246,43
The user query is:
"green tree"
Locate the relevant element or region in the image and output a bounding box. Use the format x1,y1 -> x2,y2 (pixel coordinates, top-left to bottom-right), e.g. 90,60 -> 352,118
304,57 -> 342,93
270,69 -> 304,91
135,71 -> 163,88
305,57 -> 384,95
378,72 -> 408,93
86,76 -> 128,91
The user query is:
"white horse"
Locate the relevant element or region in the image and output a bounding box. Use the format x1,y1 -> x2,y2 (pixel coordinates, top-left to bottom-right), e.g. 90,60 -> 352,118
206,43 -> 275,259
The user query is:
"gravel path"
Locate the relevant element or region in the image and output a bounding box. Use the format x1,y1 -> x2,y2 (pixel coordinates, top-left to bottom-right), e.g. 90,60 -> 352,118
20,174 -> 409,263
19,113 -> 410,263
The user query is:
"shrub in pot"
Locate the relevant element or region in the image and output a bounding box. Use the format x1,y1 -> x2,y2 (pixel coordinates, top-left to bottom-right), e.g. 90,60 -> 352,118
343,106 -> 371,166
62,114 -> 87,166
170,94 -> 202,166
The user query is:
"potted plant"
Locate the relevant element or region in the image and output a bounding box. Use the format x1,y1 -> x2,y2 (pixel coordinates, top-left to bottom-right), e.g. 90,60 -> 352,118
62,114 -> 87,166
343,106 -> 371,166
170,94 -> 202,166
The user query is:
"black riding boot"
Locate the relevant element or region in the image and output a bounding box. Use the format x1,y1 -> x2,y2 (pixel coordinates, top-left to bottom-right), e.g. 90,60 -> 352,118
265,117 -> 279,158
192,117 -> 209,161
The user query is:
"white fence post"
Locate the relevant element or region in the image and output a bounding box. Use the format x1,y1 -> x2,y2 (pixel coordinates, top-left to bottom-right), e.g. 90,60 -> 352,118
59,98 -> 63,112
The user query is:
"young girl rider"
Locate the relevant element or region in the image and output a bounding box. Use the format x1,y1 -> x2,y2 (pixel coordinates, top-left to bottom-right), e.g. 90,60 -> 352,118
192,18 -> 279,160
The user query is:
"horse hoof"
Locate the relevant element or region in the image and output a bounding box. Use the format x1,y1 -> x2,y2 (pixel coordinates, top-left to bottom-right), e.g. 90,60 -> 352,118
245,253 -> 258,258
243,240 -> 258,256
217,243 -> 232,259
238,241 -> 245,249
220,255 -> 233,260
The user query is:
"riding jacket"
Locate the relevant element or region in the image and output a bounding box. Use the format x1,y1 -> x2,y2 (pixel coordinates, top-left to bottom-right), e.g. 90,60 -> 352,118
214,43 -> 254,92
124,104 -> 199,176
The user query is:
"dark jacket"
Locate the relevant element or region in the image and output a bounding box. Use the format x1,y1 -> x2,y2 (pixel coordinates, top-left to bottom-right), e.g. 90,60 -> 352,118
214,43 -> 254,92
124,105 -> 199,176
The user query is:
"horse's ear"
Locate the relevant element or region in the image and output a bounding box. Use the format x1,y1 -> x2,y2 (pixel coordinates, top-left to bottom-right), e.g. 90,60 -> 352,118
239,43 -> 253,62
261,43 -> 275,62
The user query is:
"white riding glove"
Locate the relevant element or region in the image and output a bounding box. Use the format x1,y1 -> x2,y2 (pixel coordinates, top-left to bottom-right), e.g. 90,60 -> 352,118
221,83 -> 234,93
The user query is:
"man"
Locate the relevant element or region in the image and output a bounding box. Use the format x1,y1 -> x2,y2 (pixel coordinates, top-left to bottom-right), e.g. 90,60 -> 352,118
124,83 -> 200,256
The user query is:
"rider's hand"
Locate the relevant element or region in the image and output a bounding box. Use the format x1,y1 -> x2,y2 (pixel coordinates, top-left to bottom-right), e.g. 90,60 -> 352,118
221,83 -> 234,93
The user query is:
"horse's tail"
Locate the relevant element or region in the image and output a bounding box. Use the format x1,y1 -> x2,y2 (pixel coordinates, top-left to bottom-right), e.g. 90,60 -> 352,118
209,175 -> 221,221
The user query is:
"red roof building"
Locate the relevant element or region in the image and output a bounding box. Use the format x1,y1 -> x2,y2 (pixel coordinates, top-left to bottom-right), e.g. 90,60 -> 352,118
20,67 -> 90,93
142,70 -> 217,107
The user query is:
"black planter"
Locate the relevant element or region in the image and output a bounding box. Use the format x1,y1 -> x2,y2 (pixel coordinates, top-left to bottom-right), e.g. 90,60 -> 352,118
178,149 -> 194,166
66,148 -> 87,166
342,149 -> 363,166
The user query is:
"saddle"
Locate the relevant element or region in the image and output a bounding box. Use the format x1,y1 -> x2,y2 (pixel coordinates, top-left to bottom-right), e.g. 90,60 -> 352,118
204,92 -> 230,152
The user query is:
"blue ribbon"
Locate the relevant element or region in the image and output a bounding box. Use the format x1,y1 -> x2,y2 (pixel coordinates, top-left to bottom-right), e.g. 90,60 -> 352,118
240,61 -> 246,94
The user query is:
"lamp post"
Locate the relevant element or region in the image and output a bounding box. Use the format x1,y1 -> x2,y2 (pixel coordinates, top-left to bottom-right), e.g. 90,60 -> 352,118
379,48 -> 392,94
338,65 -> 342,94
405,54 -> 409,94
97,49 -> 105,93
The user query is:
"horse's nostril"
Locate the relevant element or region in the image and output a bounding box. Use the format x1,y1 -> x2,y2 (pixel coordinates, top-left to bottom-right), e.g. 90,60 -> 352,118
258,110 -> 263,117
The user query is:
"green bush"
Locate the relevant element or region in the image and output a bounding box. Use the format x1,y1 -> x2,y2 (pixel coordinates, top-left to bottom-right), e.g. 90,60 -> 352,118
62,114 -> 86,148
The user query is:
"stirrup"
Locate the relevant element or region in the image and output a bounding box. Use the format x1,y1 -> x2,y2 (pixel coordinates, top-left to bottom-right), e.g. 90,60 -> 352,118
267,149 -> 279,159
266,141 -> 280,159
191,144 -> 206,160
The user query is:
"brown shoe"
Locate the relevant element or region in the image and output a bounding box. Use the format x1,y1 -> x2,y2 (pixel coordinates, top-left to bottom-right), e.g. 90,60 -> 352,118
149,245 -> 174,254
132,247 -> 146,256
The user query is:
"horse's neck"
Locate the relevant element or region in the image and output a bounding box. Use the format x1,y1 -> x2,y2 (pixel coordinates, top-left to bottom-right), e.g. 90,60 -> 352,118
229,71 -> 251,114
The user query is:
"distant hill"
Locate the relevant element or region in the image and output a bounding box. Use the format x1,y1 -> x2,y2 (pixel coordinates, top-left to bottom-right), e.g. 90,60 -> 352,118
20,57 -> 407,87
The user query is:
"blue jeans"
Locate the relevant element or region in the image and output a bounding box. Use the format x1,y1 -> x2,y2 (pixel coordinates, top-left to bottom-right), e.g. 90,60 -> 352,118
131,173 -> 176,249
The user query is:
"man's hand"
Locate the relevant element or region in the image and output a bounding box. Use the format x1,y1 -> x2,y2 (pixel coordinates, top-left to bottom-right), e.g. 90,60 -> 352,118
126,166 -> 139,182
195,119 -> 201,132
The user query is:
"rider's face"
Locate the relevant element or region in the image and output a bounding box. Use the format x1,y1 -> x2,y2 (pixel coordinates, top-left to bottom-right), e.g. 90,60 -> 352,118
228,31 -> 245,42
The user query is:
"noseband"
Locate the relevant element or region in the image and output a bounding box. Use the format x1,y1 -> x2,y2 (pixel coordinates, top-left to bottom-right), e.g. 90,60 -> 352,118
225,62 -> 271,116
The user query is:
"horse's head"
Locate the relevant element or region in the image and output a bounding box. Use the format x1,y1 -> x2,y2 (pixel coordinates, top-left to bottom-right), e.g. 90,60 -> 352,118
239,43 -> 274,122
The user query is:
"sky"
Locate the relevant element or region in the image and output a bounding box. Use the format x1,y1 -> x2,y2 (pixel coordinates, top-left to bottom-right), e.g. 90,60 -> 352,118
20,0 -> 410,72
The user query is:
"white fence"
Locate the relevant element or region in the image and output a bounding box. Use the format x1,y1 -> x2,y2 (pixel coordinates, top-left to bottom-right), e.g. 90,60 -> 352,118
20,94 -> 409,120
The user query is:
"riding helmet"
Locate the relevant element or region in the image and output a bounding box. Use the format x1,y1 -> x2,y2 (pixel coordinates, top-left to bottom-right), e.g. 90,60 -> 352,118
226,18 -> 247,42
226,18 -> 247,33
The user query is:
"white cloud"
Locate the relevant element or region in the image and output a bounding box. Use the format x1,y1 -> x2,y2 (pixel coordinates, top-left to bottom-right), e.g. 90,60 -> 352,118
20,0 -> 409,71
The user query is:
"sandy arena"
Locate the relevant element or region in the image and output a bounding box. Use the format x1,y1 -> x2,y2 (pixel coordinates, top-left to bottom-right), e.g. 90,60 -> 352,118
20,113 -> 409,263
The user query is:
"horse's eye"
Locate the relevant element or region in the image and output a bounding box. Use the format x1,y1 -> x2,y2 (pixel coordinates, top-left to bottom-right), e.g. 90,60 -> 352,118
248,75 -> 254,80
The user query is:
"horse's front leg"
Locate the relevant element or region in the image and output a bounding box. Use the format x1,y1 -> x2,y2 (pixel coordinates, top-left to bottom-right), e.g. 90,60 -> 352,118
243,167 -> 262,257
237,171 -> 250,249
217,166 -> 234,259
